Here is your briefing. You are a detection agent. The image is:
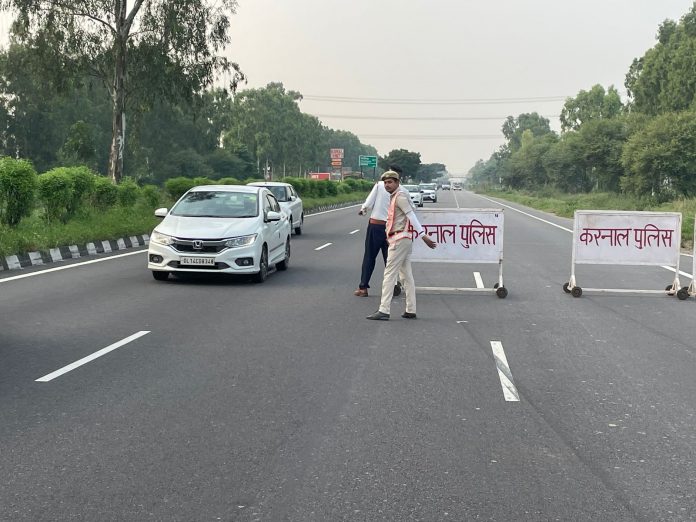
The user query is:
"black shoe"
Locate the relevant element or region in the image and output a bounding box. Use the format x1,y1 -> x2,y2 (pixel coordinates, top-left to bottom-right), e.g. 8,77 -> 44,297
366,311 -> 390,321
401,312 -> 417,319
392,281 -> 402,297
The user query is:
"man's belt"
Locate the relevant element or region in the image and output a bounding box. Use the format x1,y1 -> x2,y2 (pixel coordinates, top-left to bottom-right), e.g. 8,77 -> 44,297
369,218 -> 386,225
388,229 -> 404,236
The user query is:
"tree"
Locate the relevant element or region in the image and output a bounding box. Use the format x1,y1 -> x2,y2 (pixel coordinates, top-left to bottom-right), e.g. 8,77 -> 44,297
501,112 -> 553,151
621,111 -> 696,198
625,4 -> 696,115
417,163 -> 446,183
1,0 -> 245,183
379,149 -> 421,181
560,85 -> 623,132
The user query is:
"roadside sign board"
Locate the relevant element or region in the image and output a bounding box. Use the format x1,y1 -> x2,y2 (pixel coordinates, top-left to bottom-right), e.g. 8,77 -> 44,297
330,148 -> 344,159
359,155 -> 377,168
331,159 -> 343,166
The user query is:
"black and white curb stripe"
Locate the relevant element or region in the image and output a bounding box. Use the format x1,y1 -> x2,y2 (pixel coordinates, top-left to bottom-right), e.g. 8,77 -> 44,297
0,234 -> 149,272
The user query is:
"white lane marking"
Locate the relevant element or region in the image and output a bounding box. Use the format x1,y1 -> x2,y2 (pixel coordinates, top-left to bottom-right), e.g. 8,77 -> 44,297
349,229 -> 360,235
474,193 -> 695,278
315,243 -> 333,251
490,341 -> 520,402
305,204 -> 360,218
0,250 -> 147,284
475,194 -> 572,233
36,331 -> 150,382
473,272 -> 484,288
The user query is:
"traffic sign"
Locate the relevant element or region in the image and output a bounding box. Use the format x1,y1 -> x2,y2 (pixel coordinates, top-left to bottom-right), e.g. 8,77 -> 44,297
359,155 -> 377,168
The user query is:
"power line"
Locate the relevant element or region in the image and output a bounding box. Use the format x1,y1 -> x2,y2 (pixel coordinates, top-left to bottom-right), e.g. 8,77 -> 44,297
314,114 -> 559,121
360,134 -> 502,140
301,95 -> 568,105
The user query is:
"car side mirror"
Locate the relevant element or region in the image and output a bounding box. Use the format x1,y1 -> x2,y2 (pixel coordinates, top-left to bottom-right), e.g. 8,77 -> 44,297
266,210 -> 281,222
289,195 -> 296,201
154,207 -> 168,217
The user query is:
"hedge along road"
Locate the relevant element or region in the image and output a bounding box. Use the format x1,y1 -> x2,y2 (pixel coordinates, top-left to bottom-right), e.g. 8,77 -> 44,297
1,190 -> 695,521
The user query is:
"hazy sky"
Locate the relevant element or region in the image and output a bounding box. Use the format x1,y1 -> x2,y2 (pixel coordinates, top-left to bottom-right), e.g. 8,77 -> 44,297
227,0 -> 695,175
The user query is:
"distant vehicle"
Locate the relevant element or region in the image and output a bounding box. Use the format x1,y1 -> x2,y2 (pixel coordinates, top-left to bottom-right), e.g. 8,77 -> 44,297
148,185 -> 291,283
451,181 -> 463,191
403,184 -> 424,207
248,181 -> 304,235
419,183 -> 437,202
442,183 -> 451,190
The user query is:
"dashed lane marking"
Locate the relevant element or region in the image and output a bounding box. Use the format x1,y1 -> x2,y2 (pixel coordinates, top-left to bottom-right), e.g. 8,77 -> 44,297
490,340 -> 520,402
315,243 -> 333,251
36,331 -> 151,382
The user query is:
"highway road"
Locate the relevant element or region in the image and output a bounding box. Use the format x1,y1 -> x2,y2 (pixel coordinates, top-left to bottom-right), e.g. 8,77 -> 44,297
1,189 -> 695,521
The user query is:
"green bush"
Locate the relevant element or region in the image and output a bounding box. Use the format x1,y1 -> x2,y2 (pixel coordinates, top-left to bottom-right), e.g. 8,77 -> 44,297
192,177 -> 215,187
164,177 -> 195,200
93,176 -> 118,210
67,166 -> 97,213
44,166 -> 97,217
140,185 -> 161,208
323,179 -> 338,196
0,157 -> 38,226
218,177 -> 242,185
38,170 -> 74,223
117,177 -> 140,207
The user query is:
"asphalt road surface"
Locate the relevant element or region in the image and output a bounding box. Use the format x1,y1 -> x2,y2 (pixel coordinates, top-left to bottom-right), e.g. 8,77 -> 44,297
1,190 -> 695,521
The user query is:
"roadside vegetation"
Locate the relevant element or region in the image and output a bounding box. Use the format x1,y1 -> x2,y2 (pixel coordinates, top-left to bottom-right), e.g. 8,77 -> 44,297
0,160 -> 370,257
478,187 -> 696,249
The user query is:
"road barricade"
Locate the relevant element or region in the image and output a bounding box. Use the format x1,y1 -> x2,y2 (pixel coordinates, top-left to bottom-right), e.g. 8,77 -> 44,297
564,210 -> 682,298
409,208 -> 507,298
677,216 -> 696,300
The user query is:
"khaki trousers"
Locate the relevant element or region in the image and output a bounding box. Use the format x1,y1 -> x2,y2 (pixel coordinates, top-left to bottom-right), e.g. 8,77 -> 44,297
379,238 -> 416,315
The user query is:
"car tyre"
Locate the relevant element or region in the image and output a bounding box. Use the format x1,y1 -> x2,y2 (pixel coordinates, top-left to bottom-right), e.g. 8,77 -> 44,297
253,246 -> 268,283
277,238 -> 290,271
294,214 -> 303,235
152,271 -> 169,281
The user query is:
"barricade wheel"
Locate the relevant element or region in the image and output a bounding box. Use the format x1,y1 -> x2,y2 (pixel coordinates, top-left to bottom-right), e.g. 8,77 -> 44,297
493,283 -> 499,289
571,286 -> 582,298
563,282 -> 571,294
496,286 -> 508,298
665,284 -> 675,293
677,287 -> 690,301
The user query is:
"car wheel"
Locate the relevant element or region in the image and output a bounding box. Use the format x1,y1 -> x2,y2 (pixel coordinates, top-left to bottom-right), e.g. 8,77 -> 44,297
294,214 -> 303,235
253,246 -> 268,283
277,238 -> 290,270
152,271 -> 169,281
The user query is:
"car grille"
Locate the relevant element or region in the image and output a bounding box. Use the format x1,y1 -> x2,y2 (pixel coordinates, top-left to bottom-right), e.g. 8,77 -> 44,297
171,239 -> 228,254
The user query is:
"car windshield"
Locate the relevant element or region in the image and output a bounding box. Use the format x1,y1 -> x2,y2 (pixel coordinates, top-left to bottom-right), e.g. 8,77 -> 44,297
171,191 -> 258,218
420,184 -> 436,190
266,186 -> 289,202
403,185 -> 420,193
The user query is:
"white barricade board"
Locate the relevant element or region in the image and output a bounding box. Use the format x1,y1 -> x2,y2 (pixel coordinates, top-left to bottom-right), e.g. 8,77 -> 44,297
410,208 -> 504,263
573,210 -> 681,266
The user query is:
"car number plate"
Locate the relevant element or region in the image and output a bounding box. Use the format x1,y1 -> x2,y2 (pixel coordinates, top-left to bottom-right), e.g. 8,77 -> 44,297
180,256 -> 215,266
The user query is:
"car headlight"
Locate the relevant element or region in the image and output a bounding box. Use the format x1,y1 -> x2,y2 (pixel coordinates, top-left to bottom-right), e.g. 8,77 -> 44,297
151,231 -> 175,246
225,234 -> 258,248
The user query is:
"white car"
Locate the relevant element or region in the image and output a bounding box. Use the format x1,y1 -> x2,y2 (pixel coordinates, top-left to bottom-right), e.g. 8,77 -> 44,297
247,181 -> 304,235
403,185 -> 424,207
148,185 -> 291,283
419,183 -> 438,202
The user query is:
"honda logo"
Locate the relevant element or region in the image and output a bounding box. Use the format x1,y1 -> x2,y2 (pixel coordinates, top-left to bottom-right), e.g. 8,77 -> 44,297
192,240 -> 203,250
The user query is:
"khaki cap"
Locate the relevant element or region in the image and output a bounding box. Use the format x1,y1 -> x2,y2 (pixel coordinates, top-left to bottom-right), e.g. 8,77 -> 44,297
381,170 -> 400,181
